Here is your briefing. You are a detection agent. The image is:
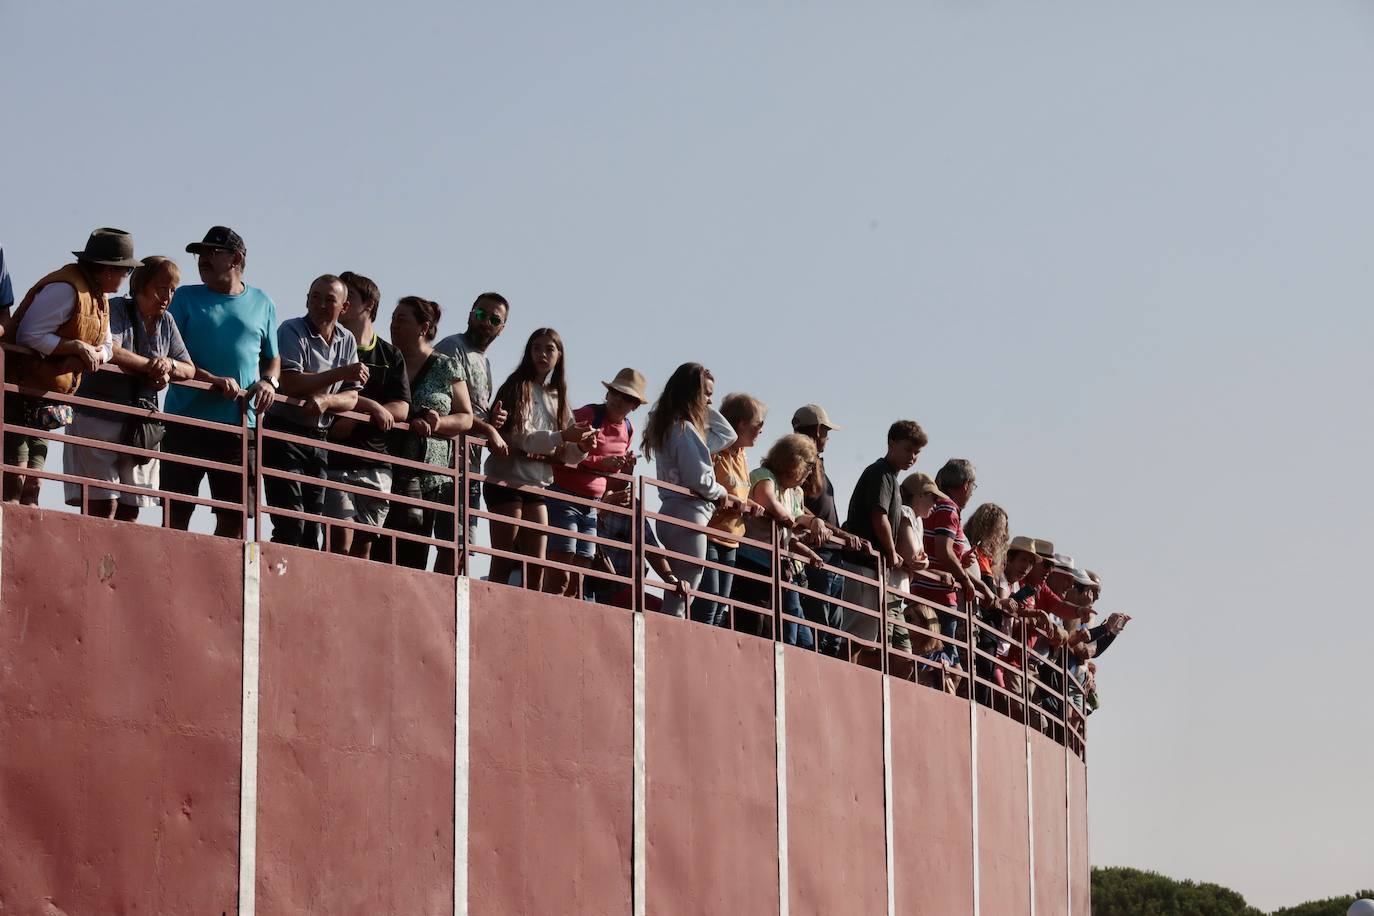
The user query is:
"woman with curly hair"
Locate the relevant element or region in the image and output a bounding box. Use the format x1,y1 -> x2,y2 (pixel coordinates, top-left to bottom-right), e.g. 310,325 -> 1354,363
643,362 -> 746,617
963,502 -> 1010,588
484,327 -> 597,589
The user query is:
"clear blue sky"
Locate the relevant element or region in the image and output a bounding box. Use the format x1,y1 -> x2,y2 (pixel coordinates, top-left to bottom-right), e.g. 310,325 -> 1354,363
6,1 -> 1372,909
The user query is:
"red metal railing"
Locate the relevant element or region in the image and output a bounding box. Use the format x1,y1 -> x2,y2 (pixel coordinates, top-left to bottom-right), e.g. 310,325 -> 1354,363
0,342 -> 1090,757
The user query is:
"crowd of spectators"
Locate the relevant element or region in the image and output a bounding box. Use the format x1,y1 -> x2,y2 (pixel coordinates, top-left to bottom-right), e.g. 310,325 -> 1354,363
0,227 -> 1131,722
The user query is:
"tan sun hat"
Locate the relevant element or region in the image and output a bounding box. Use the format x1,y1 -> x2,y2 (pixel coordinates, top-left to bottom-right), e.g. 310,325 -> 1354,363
602,367 -> 649,404
899,472 -> 947,501
791,403 -> 840,431
1008,535 -> 1056,558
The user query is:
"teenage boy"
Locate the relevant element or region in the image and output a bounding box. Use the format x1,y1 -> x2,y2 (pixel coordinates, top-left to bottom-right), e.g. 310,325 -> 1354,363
324,271 -> 411,558
262,275 -> 364,547
839,419 -> 928,655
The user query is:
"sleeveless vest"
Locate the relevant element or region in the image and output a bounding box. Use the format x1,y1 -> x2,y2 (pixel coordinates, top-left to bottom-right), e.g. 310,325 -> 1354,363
6,264 -> 110,394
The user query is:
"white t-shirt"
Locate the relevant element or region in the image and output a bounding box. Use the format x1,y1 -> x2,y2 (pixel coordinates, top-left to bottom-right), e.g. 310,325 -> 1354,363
889,506 -> 924,592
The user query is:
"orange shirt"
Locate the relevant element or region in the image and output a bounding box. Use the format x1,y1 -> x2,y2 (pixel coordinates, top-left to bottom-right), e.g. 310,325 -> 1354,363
705,446 -> 749,547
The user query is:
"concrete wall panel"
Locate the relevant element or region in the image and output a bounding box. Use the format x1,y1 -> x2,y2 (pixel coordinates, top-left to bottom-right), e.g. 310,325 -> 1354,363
644,614 -> 779,916
0,508 -> 242,914
1069,754 -> 1091,916
1032,731 -> 1069,916
889,677 -> 975,915
468,580 -> 633,916
977,707 -> 1031,914
255,545 -> 455,915
785,650 -> 887,916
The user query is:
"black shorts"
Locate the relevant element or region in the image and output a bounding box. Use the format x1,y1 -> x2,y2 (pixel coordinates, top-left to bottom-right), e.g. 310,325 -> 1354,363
160,423 -> 257,516
484,481 -> 547,508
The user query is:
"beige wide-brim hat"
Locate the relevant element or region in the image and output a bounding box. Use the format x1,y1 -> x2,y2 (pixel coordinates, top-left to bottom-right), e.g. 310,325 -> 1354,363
1008,535 -> 1056,558
602,367 -> 649,404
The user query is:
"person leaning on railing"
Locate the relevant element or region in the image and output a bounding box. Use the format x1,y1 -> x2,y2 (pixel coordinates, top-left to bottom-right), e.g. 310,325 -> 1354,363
483,327 -> 596,590
543,367 -> 648,598
641,363 -> 748,618
839,420 -> 928,661
3,228 -> 139,505
62,256 -> 195,520
161,226 -> 280,539
692,392 -> 767,628
262,275 -> 365,549
728,432 -> 827,649
381,296 -> 475,575
891,473 -> 953,680
322,271 -> 411,560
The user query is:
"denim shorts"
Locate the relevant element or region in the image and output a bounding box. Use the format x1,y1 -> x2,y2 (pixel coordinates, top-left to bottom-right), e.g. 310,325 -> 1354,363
546,487 -> 597,558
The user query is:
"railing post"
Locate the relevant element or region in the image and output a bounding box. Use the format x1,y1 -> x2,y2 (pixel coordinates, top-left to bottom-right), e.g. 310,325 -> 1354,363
1020,618 -> 1031,726
770,522 -> 783,644
631,476 -> 645,614
454,434 -> 467,578
966,595 -> 977,703
239,396 -> 251,542
252,410 -> 264,545
878,556 -> 889,676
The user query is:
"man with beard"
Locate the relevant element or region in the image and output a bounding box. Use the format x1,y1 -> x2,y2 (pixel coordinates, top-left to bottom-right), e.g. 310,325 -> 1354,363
435,292 -> 510,538
162,226 -> 279,538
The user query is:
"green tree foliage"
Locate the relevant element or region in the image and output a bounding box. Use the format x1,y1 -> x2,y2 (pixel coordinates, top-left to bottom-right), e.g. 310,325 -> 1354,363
1092,867 -> 1373,916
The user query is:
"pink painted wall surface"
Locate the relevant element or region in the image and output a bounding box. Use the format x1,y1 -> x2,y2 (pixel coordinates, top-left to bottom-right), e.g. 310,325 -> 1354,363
889,677 -> 976,915
644,614 -> 779,916
255,543 -> 456,915
977,707 -> 1032,913
467,580 -> 634,916
1032,730 -> 1070,916
784,649 -> 887,916
0,508 -> 242,914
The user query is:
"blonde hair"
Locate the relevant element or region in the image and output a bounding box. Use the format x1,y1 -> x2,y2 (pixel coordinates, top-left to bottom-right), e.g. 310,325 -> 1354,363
761,433 -> 818,486
964,503 -> 1010,580
128,256 -> 180,297
720,392 -> 766,430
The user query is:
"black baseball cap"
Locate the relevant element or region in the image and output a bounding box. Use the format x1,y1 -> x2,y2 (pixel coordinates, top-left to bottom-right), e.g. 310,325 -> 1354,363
186,226 -> 246,256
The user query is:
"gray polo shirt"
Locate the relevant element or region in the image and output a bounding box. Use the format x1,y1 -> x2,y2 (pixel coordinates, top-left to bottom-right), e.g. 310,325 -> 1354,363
269,316 -> 362,430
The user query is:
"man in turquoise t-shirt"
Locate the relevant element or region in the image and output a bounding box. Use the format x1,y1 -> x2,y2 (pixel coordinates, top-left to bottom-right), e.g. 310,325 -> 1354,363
162,226 -> 281,538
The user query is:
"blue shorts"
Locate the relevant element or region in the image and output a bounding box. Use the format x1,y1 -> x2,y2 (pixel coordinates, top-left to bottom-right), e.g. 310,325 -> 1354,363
546,488 -> 597,558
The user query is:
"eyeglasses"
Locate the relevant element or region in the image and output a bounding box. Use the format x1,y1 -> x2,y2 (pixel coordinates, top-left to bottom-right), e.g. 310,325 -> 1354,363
473,307 -> 504,328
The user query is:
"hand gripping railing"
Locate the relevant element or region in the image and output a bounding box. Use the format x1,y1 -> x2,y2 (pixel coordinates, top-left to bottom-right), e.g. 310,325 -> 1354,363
0,341 -> 1088,758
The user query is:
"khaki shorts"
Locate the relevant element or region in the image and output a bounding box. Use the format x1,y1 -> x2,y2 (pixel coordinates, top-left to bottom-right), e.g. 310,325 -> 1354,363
324,465 -> 393,529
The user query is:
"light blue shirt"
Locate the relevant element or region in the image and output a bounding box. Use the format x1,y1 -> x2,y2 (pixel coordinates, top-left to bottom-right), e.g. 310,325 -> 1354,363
164,283 -> 279,425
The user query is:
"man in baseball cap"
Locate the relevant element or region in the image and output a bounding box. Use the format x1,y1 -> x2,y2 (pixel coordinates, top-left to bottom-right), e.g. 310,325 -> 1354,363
792,403 -> 862,656
162,225 -> 281,538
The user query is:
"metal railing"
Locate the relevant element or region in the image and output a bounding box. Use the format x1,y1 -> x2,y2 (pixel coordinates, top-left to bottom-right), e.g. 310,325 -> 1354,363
0,342 -> 1090,758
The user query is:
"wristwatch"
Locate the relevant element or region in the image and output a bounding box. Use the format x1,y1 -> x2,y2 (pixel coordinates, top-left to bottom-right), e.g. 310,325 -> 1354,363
259,376 -> 280,390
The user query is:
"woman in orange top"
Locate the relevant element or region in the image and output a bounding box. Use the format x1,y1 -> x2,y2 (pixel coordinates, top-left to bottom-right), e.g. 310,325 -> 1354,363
691,392 -> 765,628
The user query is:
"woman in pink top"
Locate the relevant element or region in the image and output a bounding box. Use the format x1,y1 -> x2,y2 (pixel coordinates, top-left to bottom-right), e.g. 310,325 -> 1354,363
543,367 -> 648,597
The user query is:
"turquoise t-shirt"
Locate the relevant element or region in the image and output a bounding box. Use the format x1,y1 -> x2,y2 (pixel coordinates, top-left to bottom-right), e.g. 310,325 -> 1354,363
164,283 -> 279,425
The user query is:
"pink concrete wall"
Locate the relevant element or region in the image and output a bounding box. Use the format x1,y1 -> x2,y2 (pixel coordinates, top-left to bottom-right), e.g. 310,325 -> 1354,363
255,543 -> 456,915
0,508 -> 242,914
467,580 -> 634,916
1032,731 -> 1069,916
889,677 -> 975,915
645,614 -> 779,916
977,707 -> 1031,913
784,649 -> 887,916
1069,753 -> 1091,915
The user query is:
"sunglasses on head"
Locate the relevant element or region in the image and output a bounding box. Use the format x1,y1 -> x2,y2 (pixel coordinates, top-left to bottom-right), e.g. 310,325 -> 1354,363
473,307 -> 503,327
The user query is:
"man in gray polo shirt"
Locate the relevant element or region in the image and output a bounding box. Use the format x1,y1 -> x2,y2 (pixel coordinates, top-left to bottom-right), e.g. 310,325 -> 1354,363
263,274 -> 365,548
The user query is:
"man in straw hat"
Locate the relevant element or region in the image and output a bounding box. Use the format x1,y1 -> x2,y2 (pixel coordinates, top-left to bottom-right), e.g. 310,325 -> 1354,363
4,228 -> 142,504
545,367 -> 649,597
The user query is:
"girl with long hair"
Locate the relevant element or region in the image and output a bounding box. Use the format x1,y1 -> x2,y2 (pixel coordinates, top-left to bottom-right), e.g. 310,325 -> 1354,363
484,327 -> 596,590
642,363 -> 745,617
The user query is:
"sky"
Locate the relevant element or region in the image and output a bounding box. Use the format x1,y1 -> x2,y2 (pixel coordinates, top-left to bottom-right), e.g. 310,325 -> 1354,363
5,0 -> 1373,909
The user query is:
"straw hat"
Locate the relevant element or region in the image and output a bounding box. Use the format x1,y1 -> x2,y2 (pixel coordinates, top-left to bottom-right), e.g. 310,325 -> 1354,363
602,367 -> 648,404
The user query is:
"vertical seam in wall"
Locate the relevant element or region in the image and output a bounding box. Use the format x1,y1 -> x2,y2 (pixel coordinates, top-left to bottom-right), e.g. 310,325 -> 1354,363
882,677 -> 894,916
454,577 -> 471,916
969,696 -> 980,916
1027,735 -> 1036,916
633,613 -> 646,916
775,643 -> 789,916
237,543 -> 261,916
1065,739 -> 1073,916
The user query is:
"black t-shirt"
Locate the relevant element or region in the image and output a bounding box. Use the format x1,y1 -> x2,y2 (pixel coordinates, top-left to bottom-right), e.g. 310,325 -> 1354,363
330,333 -> 411,468
843,457 -> 900,556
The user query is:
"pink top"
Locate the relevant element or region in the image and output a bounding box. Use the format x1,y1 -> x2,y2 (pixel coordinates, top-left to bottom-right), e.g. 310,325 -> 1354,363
552,403 -> 633,499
